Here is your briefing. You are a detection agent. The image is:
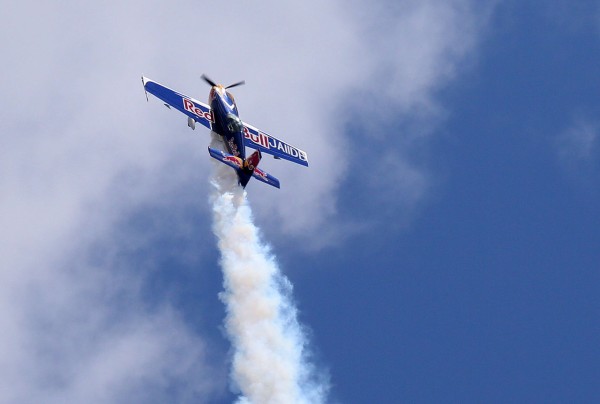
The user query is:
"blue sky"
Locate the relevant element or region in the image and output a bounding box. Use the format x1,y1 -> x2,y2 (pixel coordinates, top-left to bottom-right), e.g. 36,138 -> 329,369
293,4 -> 600,403
2,1 -> 599,403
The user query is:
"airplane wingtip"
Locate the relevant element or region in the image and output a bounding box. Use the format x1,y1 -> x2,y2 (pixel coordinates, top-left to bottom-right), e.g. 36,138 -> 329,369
141,76 -> 149,101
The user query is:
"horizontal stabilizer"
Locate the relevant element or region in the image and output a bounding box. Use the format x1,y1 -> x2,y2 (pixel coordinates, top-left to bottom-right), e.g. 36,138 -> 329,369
252,167 -> 280,189
208,147 -> 243,169
208,147 -> 280,188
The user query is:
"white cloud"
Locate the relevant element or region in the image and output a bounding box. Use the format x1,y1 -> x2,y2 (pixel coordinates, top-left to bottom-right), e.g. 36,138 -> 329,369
313,0 -> 495,238
0,0 -> 496,401
556,117 -> 599,175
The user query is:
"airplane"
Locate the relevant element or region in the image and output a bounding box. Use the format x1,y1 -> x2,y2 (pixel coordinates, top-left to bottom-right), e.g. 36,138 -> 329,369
141,75 -> 309,189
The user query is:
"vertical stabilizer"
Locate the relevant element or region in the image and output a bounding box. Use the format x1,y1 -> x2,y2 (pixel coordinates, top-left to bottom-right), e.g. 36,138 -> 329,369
245,150 -> 261,170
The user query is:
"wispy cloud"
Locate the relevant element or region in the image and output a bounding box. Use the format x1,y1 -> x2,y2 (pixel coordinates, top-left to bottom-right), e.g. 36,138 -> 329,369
315,0 -> 497,237
555,117 -> 599,178
0,232 -> 221,403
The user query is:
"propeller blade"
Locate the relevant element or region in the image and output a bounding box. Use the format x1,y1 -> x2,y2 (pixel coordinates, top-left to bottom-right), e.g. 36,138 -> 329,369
225,80 -> 246,89
201,74 -> 217,87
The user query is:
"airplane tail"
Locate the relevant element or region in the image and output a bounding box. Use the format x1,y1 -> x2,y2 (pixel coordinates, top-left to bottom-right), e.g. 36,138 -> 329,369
208,147 -> 280,189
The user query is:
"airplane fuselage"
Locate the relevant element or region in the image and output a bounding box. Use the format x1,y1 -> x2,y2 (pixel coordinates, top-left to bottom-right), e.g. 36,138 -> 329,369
209,86 -> 246,161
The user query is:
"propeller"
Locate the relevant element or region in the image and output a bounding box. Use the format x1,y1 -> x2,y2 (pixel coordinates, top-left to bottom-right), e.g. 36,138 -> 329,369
201,74 -> 217,87
225,80 -> 245,89
201,74 -> 245,89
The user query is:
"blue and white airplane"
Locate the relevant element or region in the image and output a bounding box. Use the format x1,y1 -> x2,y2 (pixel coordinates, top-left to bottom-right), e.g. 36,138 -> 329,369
141,75 -> 309,189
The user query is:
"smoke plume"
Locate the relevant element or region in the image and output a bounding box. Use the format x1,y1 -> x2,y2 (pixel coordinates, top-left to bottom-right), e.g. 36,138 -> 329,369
209,136 -> 327,404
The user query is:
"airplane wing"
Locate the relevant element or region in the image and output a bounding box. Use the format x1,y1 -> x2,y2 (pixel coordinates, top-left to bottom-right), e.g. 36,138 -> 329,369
142,77 -> 213,130
241,122 -> 309,167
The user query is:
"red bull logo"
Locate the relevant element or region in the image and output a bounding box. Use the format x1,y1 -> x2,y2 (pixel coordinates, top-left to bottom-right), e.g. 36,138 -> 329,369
223,155 -> 243,168
253,168 -> 268,179
183,99 -> 214,122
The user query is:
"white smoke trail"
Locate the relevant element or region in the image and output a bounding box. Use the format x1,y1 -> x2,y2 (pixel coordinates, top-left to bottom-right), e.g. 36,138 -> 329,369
209,136 -> 327,404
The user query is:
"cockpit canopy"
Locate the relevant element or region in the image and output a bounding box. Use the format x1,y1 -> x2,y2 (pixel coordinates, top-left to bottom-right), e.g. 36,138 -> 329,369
226,114 -> 243,133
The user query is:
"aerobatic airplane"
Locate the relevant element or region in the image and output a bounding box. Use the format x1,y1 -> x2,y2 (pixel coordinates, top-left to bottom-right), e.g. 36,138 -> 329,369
141,75 -> 309,189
